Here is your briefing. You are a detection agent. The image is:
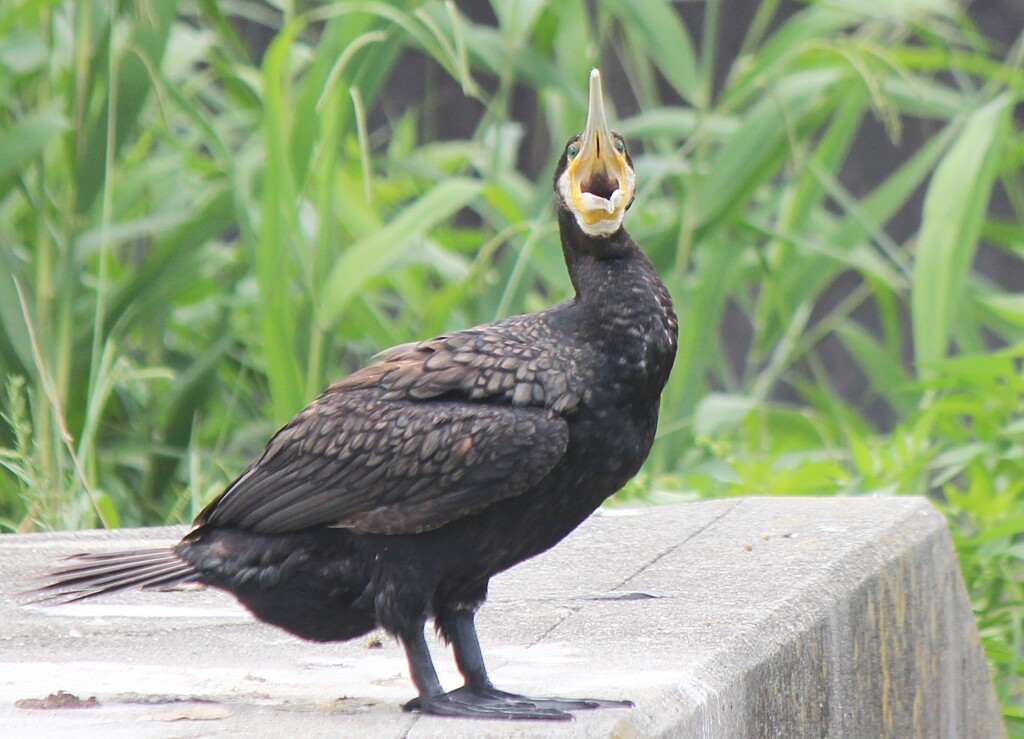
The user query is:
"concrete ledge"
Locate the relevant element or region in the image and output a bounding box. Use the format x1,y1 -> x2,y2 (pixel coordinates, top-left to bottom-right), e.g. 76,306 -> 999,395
0,497 -> 1002,737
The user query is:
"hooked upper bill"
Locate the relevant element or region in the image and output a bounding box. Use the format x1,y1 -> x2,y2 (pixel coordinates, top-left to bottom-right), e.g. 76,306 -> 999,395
558,69 -> 636,237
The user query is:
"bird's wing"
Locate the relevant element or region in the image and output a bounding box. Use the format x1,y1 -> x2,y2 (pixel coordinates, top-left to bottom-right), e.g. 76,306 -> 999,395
196,330 -> 574,535
362,322 -> 588,414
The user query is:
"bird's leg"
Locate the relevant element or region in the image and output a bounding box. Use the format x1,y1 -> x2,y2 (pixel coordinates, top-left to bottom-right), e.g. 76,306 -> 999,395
436,609 -> 634,718
399,614 -> 572,720
441,607 -> 493,693
399,620 -> 446,707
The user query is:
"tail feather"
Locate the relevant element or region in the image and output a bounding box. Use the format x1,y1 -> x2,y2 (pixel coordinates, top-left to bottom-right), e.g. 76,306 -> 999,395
49,559 -> 191,597
27,548 -> 199,605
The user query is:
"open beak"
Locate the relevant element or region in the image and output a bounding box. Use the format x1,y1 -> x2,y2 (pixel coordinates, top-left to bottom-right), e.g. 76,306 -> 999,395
565,69 -> 635,233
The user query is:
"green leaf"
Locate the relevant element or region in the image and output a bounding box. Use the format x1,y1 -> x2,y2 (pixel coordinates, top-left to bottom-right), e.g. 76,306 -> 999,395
319,178 -> 484,327
836,323 -> 917,417
492,0 -> 546,49
0,268 -> 33,375
143,336 -> 232,506
912,94 -> 1012,378
257,18 -> 307,423
0,109 -> 66,183
74,1 -> 177,214
616,107 -> 737,140
830,121 -> 955,252
977,292 -> 1024,328
694,69 -> 842,233
95,492 -> 121,529
695,393 -> 756,437
0,33 -> 47,75
613,0 -> 699,104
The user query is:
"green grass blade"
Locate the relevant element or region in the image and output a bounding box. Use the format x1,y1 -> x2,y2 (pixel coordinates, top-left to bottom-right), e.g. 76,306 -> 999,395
258,18 -> 307,423
613,0 -> 699,104
694,69 -> 842,233
829,120 -> 956,251
912,93 -> 1012,378
0,108 -> 66,184
319,177 -> 483,328
835,323 -> 916,417
74,1 -> 176,214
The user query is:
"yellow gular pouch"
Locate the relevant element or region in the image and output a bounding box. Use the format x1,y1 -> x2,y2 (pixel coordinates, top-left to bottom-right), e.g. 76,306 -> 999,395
568,144 -> 634,229
558,69 -> 637,238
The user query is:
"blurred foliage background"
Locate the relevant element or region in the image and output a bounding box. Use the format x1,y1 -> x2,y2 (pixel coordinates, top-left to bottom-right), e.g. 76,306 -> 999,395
0,0 -> 1022,727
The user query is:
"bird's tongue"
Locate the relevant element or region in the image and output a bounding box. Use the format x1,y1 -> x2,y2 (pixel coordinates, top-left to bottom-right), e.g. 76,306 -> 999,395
579,171 -> 622,215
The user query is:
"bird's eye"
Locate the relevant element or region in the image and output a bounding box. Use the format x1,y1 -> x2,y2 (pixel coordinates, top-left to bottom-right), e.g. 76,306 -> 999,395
567,143 -> 580,159
614,138 -> 625,154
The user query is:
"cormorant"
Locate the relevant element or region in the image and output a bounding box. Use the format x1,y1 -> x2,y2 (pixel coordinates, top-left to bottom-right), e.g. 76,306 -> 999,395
32,69 -> 678,721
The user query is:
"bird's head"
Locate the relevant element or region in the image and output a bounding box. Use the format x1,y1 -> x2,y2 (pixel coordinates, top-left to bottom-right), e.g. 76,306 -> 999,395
555,69 -> 636,238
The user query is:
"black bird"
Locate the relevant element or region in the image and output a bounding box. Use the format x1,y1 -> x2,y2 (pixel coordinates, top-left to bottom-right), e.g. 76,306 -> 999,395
32,69 -> 678,721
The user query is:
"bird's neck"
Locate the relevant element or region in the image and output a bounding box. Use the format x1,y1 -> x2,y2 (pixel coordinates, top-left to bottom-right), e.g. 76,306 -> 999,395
556,208 -> 678,381
557,208 -> 633,295
557,208 -> 663,314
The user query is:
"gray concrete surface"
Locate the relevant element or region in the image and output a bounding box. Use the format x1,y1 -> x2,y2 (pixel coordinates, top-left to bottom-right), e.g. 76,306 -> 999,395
0,497 -> 1002,737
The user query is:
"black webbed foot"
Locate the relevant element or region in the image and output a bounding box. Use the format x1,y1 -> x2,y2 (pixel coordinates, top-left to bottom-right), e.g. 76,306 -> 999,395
406,609 -> 635,720
475,685 -> 634,712
404,685 -> 632,720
